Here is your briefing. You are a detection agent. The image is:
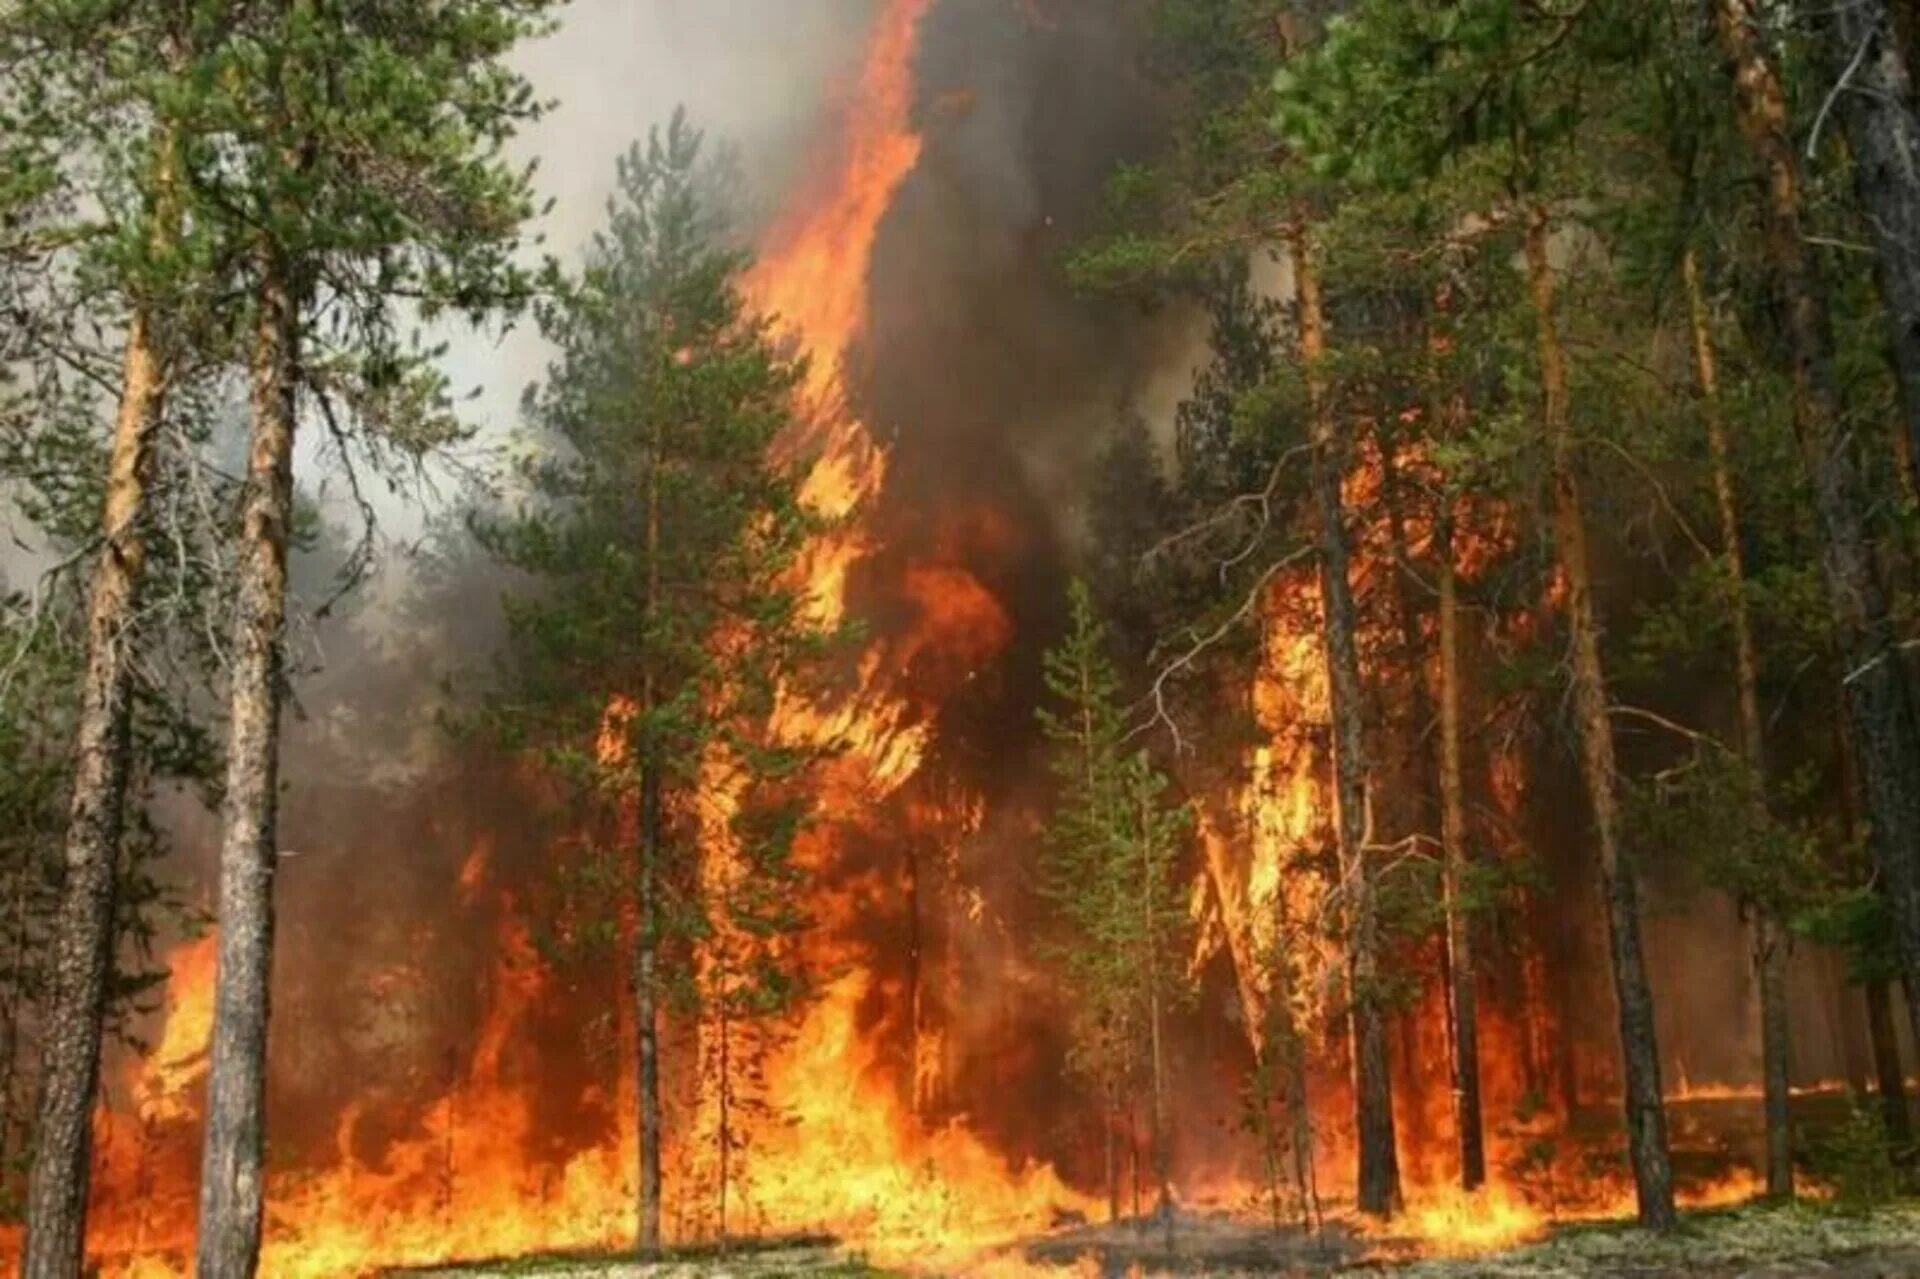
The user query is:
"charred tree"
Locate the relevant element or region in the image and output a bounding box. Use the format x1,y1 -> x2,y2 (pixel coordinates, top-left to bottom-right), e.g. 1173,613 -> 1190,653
197,252 -> 302,1279
1525,206 -> 1676,1228
1290,226 -> 1400,1218
1682,248 -> 1794,1197
1715,0 -> 1920,1058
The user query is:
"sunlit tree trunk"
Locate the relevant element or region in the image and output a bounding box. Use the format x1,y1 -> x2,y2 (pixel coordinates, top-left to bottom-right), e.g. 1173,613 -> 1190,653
1682,248 -> 1793,1197
1289,225 -> 1399,1217
1525,206 -> 1676,1228
23,126 -> 180,1278
24,302 -> 170,1279
197,252 -> 302,1279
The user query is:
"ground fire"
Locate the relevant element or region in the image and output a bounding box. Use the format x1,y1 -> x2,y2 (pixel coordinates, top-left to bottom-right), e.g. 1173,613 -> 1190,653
7,1 -> 1920,1277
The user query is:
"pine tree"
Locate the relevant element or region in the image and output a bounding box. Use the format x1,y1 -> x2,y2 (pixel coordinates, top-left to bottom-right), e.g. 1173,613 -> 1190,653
1037,582 -> 1192,1237
1270,0 -> 1685,1224
176,4 -> 557,1272
1710,0 -> 1920,1068
481,112 -> 829,1256
0,8 -> 228,1265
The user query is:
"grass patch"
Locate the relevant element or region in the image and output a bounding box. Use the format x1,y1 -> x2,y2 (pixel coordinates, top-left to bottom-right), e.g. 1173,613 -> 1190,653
1377,1198 -> 1920,1277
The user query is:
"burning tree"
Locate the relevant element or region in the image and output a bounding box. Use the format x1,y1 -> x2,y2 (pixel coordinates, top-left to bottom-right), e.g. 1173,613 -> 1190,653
481,112 -> 836,1256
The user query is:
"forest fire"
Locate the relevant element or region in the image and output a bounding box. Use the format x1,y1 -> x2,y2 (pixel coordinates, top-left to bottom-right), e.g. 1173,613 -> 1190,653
18,0 -> 1894,1276
64,2 -> 1090,1274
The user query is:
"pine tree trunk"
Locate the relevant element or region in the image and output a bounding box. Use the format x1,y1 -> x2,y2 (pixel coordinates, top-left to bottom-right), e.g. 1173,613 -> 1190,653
1865,977 -> 1912,1147
1289,226 -> 1400,1218
21,299 -> 170,1279
1821,0 -> 1920,491
1140,784 -> 1172,1247
716,996 -> 731,1244
1525,207 -> 1677,1228
1833,959 -> 1872,1097
635,436 -> 664,1255
1377,439 -> 1439,846
197,256 -> 301,1279
1435,512 -> 1486,1192
1682,248 -> 1794,1197
1104,1085 -> 1120,1224
1267,940 -> 1318,1231
634,762 -> 663,1254
1716,0 -> 1920,1060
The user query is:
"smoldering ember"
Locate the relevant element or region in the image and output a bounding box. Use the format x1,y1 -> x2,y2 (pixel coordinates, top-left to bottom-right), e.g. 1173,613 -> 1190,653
11,1 -> 1920,1276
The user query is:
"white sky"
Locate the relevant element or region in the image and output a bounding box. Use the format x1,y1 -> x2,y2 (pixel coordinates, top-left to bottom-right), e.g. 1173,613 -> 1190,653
406,0 -> 877,534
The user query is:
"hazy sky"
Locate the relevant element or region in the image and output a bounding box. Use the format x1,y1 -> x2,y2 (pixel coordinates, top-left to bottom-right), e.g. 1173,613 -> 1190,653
426,0 -> 878,509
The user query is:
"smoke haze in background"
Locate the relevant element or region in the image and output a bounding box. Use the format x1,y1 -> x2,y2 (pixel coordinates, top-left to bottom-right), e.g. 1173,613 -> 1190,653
428,0 -> 877,510
96,0 -> 1904,1243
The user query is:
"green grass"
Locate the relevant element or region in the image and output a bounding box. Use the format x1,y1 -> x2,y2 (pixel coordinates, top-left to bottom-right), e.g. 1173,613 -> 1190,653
1376,1198 -> 1920,1277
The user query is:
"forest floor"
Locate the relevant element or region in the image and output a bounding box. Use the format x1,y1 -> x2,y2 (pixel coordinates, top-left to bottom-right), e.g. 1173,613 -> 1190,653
1023,1199 -> 1920,1276
392,1199 -> 1920,1277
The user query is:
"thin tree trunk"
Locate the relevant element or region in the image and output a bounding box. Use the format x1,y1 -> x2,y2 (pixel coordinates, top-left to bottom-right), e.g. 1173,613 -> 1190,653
634,766 -> 663,1252
635,432 -> 664,1255
1682,248 -> 1794,1197
1268,933 -> 1319,1232
0,872 -> 34,1205
1834,960 -> 1872,1098
1377,438 -> 1440,847
1716,0 -> 1920,1059
1140,783 -> 1172,1250
1129,1122 -> 1141,1225
1820,0 -> 1920,492
1435,511 -> 1486,1192
1865,977 -> 1912,1147
716,995 -> 730,1244
1288,225 -> 1400,1217
22,304 -> 170,1279
23,119 -> 182,1274
1525,207 -> 1676,1228
196,255 -> 302,1279
1105,1083 -> 1120,1224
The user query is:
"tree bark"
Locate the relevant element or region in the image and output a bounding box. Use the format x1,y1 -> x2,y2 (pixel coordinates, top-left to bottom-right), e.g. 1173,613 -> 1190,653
196,256 -> 301,1279
1821,0 -> 1920,492
21,299 -> 170,1279
1289,226 -> 1400,1218
1104,1083 -> 1121,1224
1435,511 -> 1486,1192
1682,248 -> 1794,1197
1140,782 -> 1173,1250
1716,0 -> 1920,1059
1865,977 -> 1912,1147
1525,207 -> 1677,1228
635,425 -> 664,1256
633,763 -> 664,1253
